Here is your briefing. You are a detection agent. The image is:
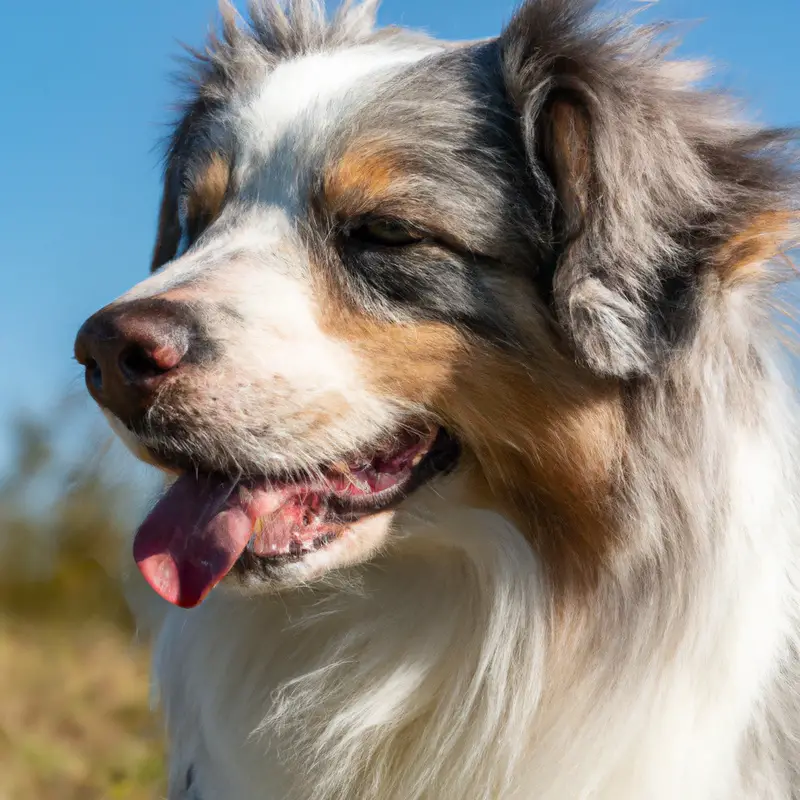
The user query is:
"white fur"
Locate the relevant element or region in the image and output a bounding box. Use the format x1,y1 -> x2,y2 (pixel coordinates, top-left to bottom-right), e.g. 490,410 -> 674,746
232,44 -> 441,191
120,213 -> 403,479
111,45 -> 444,480
114,22 -> 800,800
150,344 -> 800,798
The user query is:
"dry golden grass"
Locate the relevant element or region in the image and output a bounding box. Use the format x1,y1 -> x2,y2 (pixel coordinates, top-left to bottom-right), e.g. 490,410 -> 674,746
0,617 -> 165,800
0,408 -> 169,798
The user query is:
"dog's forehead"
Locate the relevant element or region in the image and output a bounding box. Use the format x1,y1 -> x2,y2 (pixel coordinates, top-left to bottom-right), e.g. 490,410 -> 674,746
234,44 -> 441,156
135,37 -> 511,300
226,43 -> 443,195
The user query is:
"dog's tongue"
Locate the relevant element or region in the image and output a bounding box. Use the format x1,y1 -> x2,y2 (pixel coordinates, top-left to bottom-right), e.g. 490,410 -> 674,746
132,436 -> 429,608
133,474 -> 282,609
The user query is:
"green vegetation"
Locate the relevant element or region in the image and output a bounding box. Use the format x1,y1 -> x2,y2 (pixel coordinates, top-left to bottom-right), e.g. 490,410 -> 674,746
0,403 -> 166,799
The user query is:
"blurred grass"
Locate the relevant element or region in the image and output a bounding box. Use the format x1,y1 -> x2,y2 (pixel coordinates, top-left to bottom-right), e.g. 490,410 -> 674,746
0,619 -> 164,800
0,403 -> 165,799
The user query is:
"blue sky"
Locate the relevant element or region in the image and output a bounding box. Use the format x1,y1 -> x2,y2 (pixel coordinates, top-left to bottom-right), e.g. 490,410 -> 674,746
0,0 -> 797,470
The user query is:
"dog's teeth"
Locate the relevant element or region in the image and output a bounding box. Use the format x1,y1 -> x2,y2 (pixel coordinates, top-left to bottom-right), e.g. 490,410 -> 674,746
411,452 -> 425,467
348,474 -> 371,492
253,517 -> 265,535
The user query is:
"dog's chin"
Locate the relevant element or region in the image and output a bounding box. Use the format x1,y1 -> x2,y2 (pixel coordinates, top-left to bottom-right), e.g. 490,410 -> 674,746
120,423 -> 459,608
230,509 -> 399,594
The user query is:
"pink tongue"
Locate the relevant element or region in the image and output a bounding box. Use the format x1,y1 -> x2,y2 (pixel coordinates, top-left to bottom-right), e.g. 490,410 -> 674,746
134,474 -> 267,609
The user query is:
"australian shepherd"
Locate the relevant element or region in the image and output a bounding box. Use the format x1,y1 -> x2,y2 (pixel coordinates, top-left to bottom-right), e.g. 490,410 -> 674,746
74,0 -> 800,797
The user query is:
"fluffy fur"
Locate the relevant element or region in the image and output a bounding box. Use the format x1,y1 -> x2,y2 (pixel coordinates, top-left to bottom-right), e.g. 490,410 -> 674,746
89,0 -> 800,797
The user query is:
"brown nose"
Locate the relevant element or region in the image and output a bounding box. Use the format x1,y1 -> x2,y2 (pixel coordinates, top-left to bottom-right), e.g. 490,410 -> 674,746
74,299 -> 196,424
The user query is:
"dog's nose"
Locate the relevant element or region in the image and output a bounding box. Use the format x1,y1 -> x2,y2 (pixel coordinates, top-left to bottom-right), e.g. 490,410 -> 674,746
74,300 -> 193,423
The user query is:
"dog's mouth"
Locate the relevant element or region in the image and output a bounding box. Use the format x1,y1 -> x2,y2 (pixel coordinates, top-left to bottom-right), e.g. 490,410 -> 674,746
133,427 -> 459,608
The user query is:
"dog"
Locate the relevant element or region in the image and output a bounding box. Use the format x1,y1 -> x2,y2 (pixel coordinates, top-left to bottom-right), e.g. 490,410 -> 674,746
74,0 -> 800,797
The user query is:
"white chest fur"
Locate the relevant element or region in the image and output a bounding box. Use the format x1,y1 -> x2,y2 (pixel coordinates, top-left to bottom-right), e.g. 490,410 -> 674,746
153,464 -> 795,800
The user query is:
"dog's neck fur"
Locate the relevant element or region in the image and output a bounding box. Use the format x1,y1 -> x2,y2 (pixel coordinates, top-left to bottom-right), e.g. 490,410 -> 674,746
152,285 -> 800,800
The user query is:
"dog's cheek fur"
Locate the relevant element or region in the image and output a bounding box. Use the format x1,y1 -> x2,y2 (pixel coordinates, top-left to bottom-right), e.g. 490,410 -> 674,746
314,264 -> 626,591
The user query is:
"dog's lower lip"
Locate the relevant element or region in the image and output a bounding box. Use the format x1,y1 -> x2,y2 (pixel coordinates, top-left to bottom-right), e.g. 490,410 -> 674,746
239,426 -> 460,563
132,426 -> 460,608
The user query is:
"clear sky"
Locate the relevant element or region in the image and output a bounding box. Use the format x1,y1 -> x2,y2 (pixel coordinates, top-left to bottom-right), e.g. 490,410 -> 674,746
0,0 -> 797,469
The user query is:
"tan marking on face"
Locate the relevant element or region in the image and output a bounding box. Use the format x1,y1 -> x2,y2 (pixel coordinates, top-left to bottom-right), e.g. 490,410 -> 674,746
324,142 -> 410,213
315,260 -> 624,594
439,344 -> 624,595
150,154 -> 232,272
322,140 -> 490,256
151,186 -> 181,271
716,211 -> 799,283
187,154 -> 231,227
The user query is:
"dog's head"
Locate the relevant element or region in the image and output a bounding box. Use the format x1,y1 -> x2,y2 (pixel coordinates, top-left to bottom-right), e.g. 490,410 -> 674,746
75,0 -> 795,607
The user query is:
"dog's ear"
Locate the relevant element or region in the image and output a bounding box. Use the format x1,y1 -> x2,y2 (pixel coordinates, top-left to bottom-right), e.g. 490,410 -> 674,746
500,0 -> 796,377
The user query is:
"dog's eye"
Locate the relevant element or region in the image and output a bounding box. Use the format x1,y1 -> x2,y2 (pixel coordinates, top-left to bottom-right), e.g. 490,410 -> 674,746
348,218 -> 425,247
